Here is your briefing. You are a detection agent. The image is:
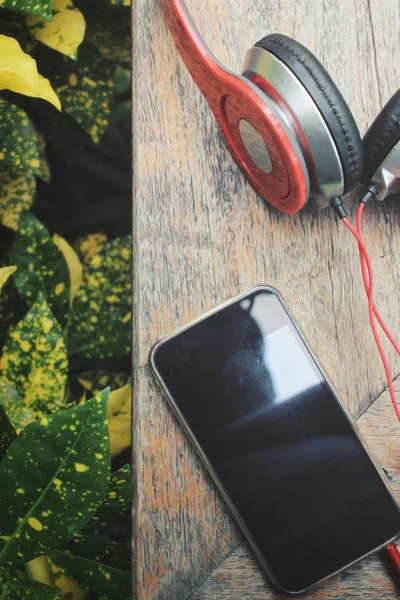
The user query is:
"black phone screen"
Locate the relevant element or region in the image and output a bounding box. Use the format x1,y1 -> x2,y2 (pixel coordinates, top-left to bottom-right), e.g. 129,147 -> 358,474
151,287 -> 400,593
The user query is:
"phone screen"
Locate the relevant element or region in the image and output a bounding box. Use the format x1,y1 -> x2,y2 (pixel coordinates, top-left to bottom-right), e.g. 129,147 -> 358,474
151,287 -> 400,593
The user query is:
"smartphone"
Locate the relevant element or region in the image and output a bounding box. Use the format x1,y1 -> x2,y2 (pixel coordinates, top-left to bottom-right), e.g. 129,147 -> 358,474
150,286 -> 400,595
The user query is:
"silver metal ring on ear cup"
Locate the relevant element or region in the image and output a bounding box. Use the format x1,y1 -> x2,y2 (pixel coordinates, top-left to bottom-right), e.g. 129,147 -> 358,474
242,47 -> 344,208
368,142 -> 400,201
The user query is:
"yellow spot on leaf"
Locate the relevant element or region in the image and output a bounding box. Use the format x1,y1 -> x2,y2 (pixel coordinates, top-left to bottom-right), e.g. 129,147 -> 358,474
55,282 -> 65,296
28,517 -> 43,531
53,479 -> 62,491
20,340 -> 31,352
122,312 -> 131,323
91,255 -> 102,268
17,488 -> 25,494
75,463 -> 89,473
42,317 -> 53,334
40,417 -> 49,426
95,453 -> 103,459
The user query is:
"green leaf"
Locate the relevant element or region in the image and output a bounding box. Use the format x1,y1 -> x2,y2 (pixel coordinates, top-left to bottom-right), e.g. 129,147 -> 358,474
35,41 -> 115,143
0,97 -> 43,177
0,167 -> 36,231
0,404 -> 16,462
0,0 -> 53,21
0,274 -> 22,347
10,214 -> 70,325
0,389 -> 111,566
0,566 -> 62,599
68,236 -> 131,360
81,464 -> 131,542
48,533 -> 130,600
0,380 -> 35,433
0,293 -> 68,417
76,1 -> 130,68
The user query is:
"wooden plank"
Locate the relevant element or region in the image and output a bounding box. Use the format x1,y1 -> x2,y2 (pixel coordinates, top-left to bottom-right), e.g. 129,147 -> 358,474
182,386 -> 400,600
132,0 -> 400,598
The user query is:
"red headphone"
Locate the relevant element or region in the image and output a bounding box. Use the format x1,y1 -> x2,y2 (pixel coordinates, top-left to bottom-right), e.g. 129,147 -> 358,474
162,0 -> 400,215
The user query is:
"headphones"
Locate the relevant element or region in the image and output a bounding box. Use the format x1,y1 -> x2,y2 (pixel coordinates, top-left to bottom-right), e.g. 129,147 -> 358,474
162,0 -> 400,215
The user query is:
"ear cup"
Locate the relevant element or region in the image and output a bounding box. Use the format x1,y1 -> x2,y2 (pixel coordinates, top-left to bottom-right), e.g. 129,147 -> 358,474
362,89 -> 400,185
255,34 -> 363,194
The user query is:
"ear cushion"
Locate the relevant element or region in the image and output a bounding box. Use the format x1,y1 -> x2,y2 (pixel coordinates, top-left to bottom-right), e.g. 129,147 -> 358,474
255,34 -> 363,194
361,89 -> 400,185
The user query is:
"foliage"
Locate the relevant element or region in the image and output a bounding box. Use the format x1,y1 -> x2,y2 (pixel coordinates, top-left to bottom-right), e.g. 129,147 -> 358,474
0,0 -> 132,597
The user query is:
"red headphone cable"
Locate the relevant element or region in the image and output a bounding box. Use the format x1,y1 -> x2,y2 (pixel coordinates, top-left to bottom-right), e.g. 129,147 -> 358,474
331,194 -> 400,584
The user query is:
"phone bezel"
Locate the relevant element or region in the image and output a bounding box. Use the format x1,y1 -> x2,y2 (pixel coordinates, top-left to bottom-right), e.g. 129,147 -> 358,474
149,284 -> 400,596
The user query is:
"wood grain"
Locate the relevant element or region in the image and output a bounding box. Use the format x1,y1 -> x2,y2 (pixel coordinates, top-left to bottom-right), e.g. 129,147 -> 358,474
132,0 -> 400,598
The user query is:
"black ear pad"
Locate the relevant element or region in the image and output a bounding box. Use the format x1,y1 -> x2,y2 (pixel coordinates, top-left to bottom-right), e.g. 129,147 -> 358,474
255,34 -> 363,194
362,89 -> 400,185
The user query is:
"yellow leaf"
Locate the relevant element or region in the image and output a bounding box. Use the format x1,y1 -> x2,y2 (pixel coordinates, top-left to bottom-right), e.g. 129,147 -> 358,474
27,555 -> 54,586
0,35 -> 61,110
53,234 -> 83,306
0,266 -> 16,293
49,560 -> 86,600
108,382 -> 131,457
26,0 -> 86,60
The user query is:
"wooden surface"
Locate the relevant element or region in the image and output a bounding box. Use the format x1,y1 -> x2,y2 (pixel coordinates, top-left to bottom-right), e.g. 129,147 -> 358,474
132,0 -> 400,598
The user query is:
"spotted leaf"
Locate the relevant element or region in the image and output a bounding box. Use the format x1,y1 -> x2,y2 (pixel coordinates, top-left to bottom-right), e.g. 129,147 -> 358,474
10,213 -> 70,325
77,369 -> 129,395
0,97 -> 44,177
0,380 -> 35,433
73,232 -> 107,265
0,293 -> 68,417
52,235 -> 83,306
78,2 -> 130,68
0,404 -> 16,462
48,533 -> 130,600
68,236 -> 131,360
26,0 -> 86,60
0,389 -> 111,566
0,566 -> 62,598
107,383 -> 131,457
0,167 -> 36,231
0,35 -> 60,106
80,464 -> 131,542
0,266 -> 16,294
36,41 -> 115,143
0,0 -> 53,21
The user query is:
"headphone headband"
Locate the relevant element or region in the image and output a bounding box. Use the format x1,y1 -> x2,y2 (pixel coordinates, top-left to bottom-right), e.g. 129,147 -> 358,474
162,0 -> 310,213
